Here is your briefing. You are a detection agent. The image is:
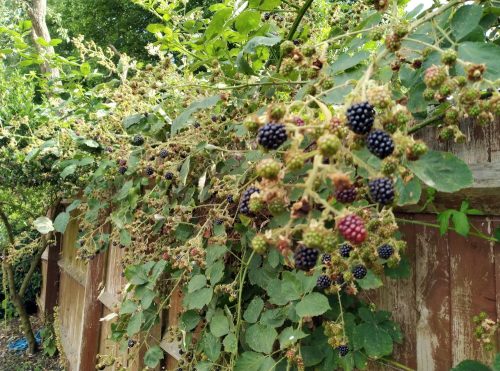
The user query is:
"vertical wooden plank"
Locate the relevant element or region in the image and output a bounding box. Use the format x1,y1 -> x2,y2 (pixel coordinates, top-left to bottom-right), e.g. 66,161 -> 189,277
39,237 -> 62,319
78,250 -> 106,370
449,216 -> 497,365
414,214 -> 452,371
166,287 -> 183,370
371,214 -> 417,370
491,217 -> 500,352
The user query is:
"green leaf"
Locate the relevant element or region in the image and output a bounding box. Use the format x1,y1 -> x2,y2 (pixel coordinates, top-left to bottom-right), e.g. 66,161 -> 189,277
201,332 -> 221,362
249,0 -> 281,11
243,297 -> 264,323
171,95 -> 220,135
53,212 -> 70,233
210,310 -> 229,337
330,51 -> 370,73
188,274 -> 207,293
179,156 -> 191,186
144,346 -> 164,368
385,255 -> 411,279
451,5 -> 483,41
223,333 -> 238,354
234,352 -> 267,371
437,210 -> 452,235
406,151 -> 473,193
452,360 -> 491,371
119,229 -> 132,247
127,311 -> 143,336
80,62 -> 91,76
180,310 -> 201,331
452,211 -> 469,236
458,42 -> 500,80
61,164 -> 77,179
205,8 -> 232,40
396,177 -> 422,206
235,10 -> 260,34
354,323 -> 393,357
295,293 -> 331,317
33,217 -> 54,235
206,260 -> 224,284
356,270 -> 383,290
245,323 -> 277,354
278,327 -> 308,349
407,82 -> 427,113
119,300 -> 137,315
183,287 -> 213,310
260,307 -> 288,328
236,36 -> 281,75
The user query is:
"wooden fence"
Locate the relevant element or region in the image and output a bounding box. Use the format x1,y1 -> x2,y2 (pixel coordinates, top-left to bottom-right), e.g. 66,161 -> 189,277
38,119 -> 500,371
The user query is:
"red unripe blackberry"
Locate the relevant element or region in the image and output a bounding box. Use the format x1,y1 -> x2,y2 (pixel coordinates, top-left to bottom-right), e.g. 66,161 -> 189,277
352,264 -> 367,279
335,185 -> 357,203
377,244 -> 394,259
346,102 -> 375,134
339,243 -> 353,258
294,247 -> 319,271
239,186 -> 260,215
424,65 -> 447,88
132,135 -> 144,146
337,344 -> 349,357
257,123 -> 288,150
338,215 -> 367,244
366,130 -> 395,159
316,275 -> 332,289
368,177 -> 395,205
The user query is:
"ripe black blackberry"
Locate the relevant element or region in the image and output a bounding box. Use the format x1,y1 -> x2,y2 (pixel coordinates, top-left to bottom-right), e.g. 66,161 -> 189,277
316,275 -> 332,289
132,135 -> 144,146
215,219 -> 224,225
239,186 -> 260,215
352,264 -> 367,279
118,166 -> 127,175
145,167 -> 154,176
335,274 -> 345,285
377,244 -> 394,259
257,123 -> 288,150
335,185 -> 357,203
366,130 -> 395,159
294,247 -> 319,271
368,177 -> 395,205
165,172 -> 174,180
346,102 -> 375,134
128,339 -> 136,348
226,195 -> 234,203
337,344 -> 349,357
321,253 -> 331,264
339,243 -> 353,258
159,149 -> 169,158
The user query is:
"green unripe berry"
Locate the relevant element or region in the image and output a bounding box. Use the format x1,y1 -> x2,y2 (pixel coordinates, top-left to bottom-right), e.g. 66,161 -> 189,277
318,134 -> 341,156
287,155 -> 304,171
252,235 -> 268,254
249,195 -> 264,213
280,40 -> 295,57
257,158 -> 281,179
303,228 -> 324,249
302,45 -> 316,57
441,49 -> 457,65
382,158 -> 399,175
268,198 -> 287,215
412,142 -> 428,157
423,88 -> 435,101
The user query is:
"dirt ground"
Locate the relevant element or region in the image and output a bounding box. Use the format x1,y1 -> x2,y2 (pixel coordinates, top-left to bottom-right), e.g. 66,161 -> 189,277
0,316 -> 62,371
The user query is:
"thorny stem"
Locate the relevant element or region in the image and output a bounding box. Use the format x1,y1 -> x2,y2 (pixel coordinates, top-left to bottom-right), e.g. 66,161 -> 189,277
396,218 -> 498,242
231,250 -> 256,367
